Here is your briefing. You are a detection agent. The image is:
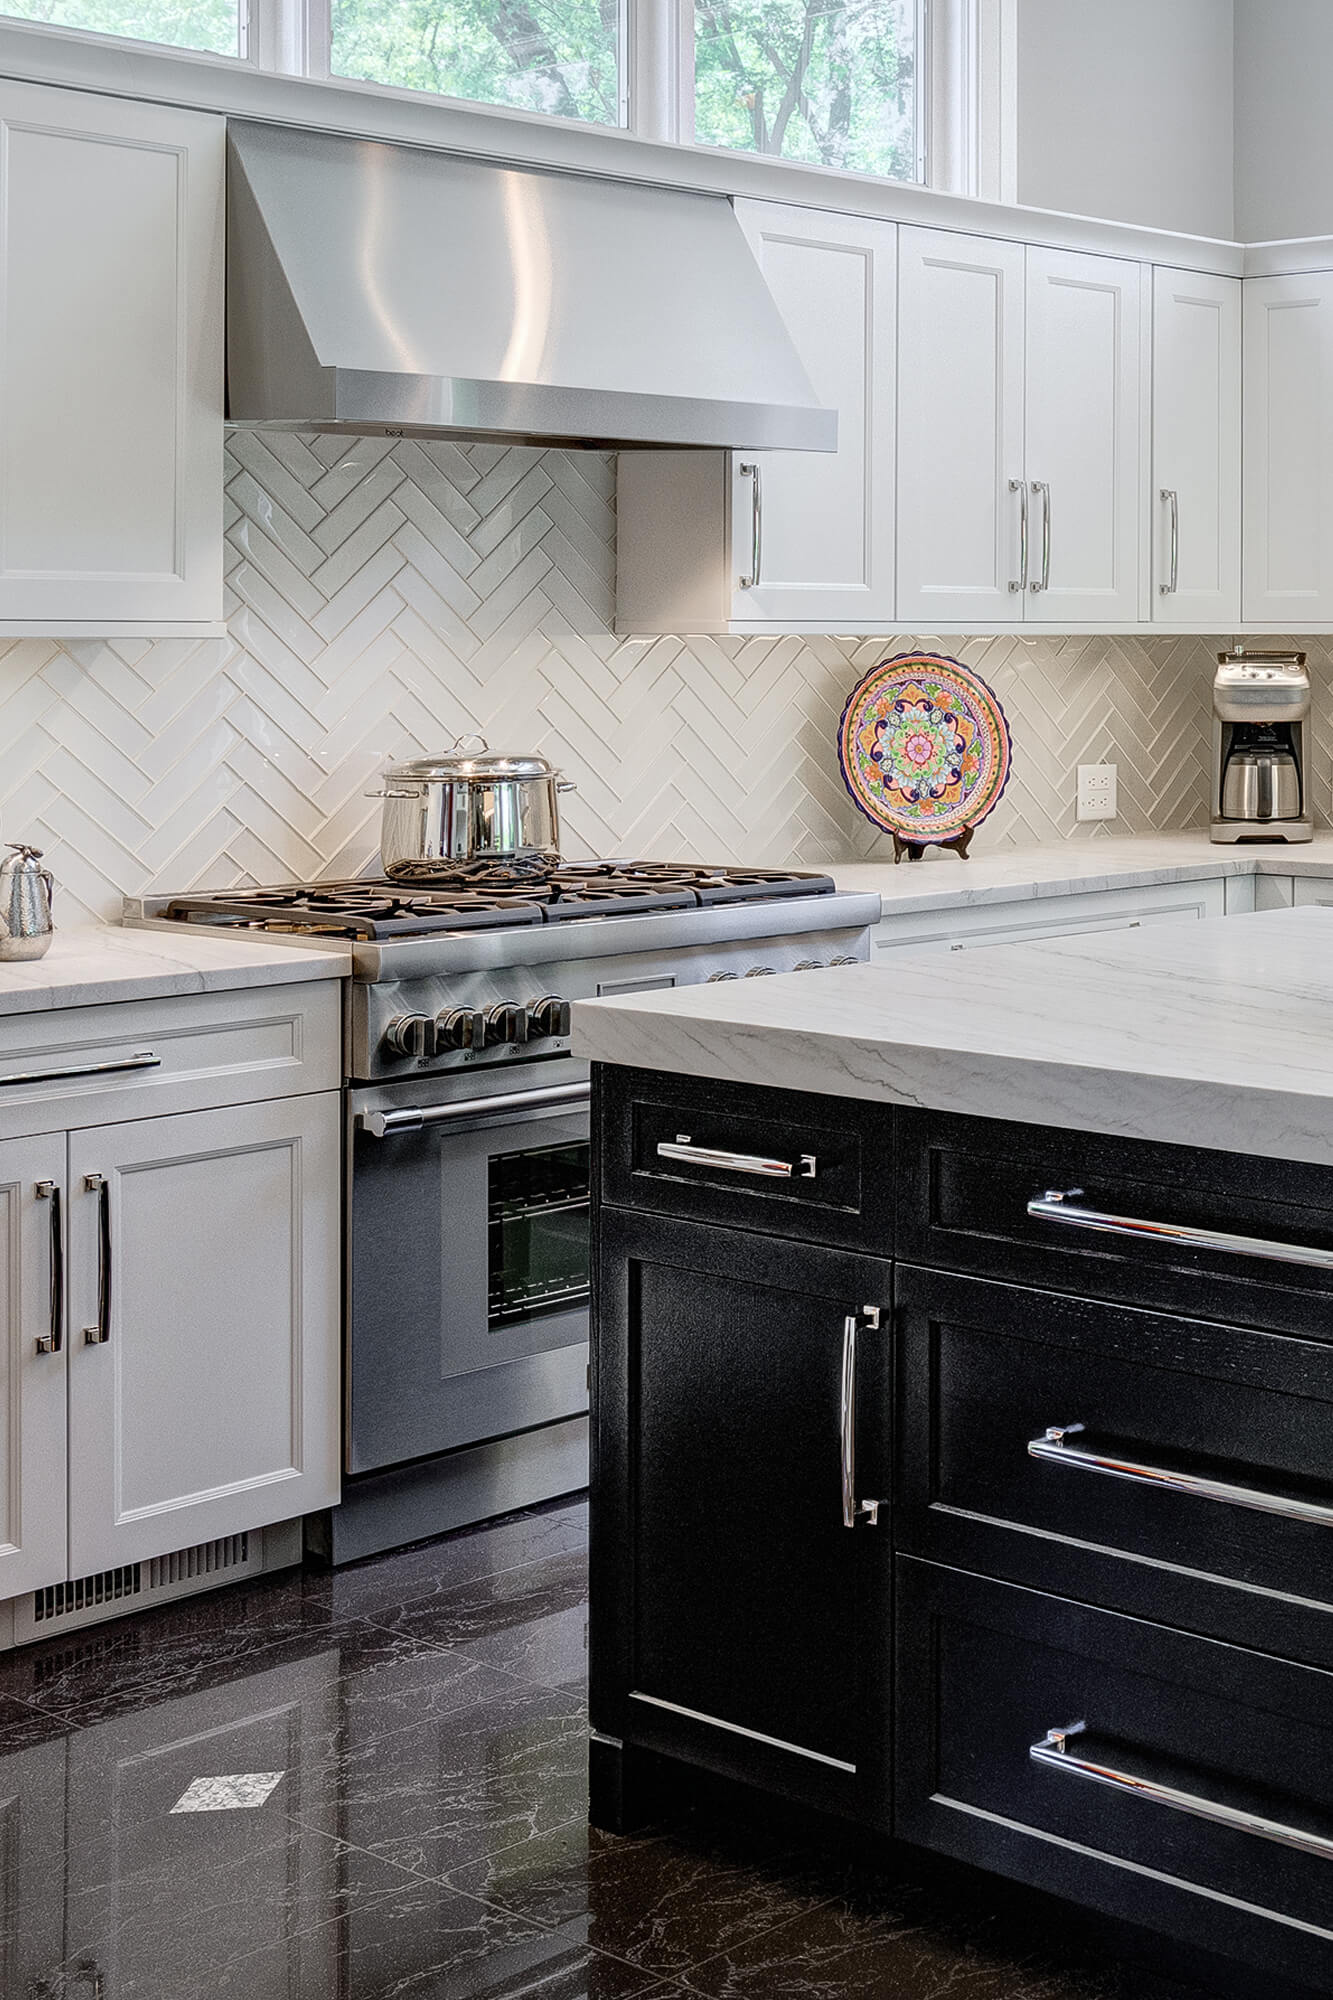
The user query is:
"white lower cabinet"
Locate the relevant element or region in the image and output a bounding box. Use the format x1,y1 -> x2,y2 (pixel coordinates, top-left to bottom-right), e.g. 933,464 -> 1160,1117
0,1134 -> 68,1601
66,1094 -> 342,1574
871,877 -> 1227,957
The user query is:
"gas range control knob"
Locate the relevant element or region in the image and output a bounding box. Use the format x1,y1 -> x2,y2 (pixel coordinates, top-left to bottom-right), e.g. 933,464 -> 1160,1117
436,1007 -> 486,1053
484,1003 -> 529,1047
793,959 -> 824,971
745,966 -> 776,977
830,954 -> 860,966
706,971 -> 739,982
383,1014 -> 434,1058
528,996 -> 572,1039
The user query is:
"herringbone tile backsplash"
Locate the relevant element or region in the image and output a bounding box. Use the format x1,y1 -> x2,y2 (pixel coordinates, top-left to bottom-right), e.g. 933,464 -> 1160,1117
0,434 -> 1292,924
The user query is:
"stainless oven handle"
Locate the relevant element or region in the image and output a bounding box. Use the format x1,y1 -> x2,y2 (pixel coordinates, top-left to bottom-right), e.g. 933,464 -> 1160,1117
358,1081 -> 591,1138
1031,1720 -> 1333,1862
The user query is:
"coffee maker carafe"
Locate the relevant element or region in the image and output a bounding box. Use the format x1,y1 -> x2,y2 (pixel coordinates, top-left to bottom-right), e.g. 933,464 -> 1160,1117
1210,651 -> 1312,843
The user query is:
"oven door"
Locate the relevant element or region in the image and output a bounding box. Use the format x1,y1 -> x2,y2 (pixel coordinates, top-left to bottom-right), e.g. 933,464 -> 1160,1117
348,1078 -> 591,1474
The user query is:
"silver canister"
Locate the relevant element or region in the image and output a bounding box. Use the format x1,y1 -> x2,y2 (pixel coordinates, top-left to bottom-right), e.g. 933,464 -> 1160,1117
0,843 -> 54,960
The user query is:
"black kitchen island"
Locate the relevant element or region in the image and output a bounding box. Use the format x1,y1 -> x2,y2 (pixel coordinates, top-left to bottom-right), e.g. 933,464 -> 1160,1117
574,909 -> 1333,2000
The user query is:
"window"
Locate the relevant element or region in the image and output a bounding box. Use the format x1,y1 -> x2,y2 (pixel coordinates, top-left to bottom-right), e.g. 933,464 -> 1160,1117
0,0 -> 240,55
329,0 -> 624,126
693,0 -> 918,177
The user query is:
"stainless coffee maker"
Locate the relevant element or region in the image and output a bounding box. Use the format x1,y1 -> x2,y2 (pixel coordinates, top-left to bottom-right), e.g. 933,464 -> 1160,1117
1210,650 -> 1313,843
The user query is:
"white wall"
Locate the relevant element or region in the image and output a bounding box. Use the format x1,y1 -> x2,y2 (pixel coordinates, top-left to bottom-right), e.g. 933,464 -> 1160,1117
1234,0 -> 1333,240
1015,0 -> 1234,238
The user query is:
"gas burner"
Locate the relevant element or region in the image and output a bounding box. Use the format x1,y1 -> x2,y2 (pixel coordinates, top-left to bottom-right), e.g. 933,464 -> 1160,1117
160,864 -> 839,940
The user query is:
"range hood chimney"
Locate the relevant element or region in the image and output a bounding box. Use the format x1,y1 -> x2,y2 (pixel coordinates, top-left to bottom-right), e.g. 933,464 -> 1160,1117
226,123 -> 836,454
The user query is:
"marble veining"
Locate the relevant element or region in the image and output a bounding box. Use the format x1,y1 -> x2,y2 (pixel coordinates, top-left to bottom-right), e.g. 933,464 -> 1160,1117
0,922 -> 348,1016
572,905 -> 1333,1169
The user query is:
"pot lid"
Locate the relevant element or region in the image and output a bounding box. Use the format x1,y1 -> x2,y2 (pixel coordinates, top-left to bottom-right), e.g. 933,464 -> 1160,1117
386,736 -> 558,782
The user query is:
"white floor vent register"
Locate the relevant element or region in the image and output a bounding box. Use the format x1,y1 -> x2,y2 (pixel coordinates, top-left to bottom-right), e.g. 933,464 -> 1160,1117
5,1522 -> 302,1647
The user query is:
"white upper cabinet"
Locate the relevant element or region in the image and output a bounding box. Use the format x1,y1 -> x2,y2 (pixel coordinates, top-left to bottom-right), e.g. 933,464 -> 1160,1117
896,229 -> 1026,625
0,82 -> 224,634
1151,268 -> 1241,626
896,235 -> 1140,627
615,202 -> 896,633
728,201 -> 897,627
1243,273 -> 1333,625
1023,248 -> 1141,624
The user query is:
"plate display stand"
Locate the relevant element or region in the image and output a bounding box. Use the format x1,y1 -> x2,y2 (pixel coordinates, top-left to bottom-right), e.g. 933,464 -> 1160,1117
891,824 -> 976,864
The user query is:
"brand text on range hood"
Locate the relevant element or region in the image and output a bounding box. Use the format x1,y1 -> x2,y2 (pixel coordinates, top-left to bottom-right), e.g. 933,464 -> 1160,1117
226,123 -> 836,454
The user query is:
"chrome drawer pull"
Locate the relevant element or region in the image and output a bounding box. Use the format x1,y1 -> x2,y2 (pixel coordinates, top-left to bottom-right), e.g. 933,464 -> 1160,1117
1032,1720 -> 1333,1862
839,1306 -> 881,1528
0,1052 -> 159,1089
82,1174 -> 111,1347
656,1137 -> 817,1180
1028,1189 -> 1333,1271
34,1180 -> 63,1356
358,1081 -> 591,1138
1029,1423 -> 1333,1528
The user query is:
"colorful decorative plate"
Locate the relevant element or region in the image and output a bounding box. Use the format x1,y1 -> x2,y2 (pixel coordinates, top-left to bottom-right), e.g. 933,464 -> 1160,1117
837,652 -> 1012,842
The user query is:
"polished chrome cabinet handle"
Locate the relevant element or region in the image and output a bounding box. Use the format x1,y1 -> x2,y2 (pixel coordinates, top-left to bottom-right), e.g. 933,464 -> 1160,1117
656,1137 -> 816,1180
0,1051 -> 159,1090
1029,1422 -> 1333,1527
737,460 -> 763,589
1028,1188 -> 1333,1271
1029,480 -> 1051,591
1009,479 -> 1029,592
82,1174 -> 111,1346
1160,487 -> 1179,595
34,1180 -> 62,1355
839,1305 -> 881,1528
1032,1719 -> 1333,1861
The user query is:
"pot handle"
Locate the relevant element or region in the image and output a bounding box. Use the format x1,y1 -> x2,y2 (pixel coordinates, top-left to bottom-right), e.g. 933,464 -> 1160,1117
452,732 -> 489,754
557,780 -> 577,793
364,788 -> 419,800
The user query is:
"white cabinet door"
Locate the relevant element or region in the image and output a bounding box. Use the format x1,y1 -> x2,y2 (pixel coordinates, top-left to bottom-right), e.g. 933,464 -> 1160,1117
0,1133 -> 67,1601
870,878 -> 1227,956
1152,269 -> 1241,627
896,228 -> 1027,624
1291,875 -> 1333,908
1243,274 -> 1333,625
66,1093 -> 340,1573
730,202 -> 896,626
1024,248 -> 1141,623
0,81 -> 223,632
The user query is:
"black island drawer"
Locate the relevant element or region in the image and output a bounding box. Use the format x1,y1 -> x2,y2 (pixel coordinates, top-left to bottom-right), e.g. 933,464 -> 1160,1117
596,1065 -> 894,1252
897,1560 -> 1333,1991
897,1269 -> 1333,1664
897,1109 -> 1333,1336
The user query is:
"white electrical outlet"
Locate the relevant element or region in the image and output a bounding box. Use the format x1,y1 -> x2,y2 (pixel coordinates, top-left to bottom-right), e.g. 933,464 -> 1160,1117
1076,764 -> 1118,821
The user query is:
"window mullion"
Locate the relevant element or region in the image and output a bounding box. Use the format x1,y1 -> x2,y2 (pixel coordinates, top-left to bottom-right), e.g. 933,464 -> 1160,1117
247,0 -> 326,74
628,0 -> 692,144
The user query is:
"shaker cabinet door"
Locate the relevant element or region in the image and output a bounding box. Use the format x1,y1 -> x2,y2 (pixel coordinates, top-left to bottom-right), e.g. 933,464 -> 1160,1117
0,80 -> 224,632
730,201 -> 897,626
1151,268 -> 1241,626
1243,273 -> 1333,624
896,228 -> 1027,624
1023,248 -> 1141,623
593,1209 -> 891,1820
66,1094 -> 341,1573
0,1132 -> 68,1602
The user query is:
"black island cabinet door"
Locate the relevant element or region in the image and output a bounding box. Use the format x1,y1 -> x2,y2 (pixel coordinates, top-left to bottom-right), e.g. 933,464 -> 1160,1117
590,1206 -> 892,1827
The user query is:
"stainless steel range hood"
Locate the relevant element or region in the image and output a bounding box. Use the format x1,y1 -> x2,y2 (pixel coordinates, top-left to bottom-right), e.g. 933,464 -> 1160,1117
226,123 -> 836,453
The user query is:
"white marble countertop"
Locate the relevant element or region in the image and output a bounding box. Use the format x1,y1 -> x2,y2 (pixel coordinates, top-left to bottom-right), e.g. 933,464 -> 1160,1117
819,831 -> 1333,917
572,904 -> 1333,1169
0,926 -> 350,1017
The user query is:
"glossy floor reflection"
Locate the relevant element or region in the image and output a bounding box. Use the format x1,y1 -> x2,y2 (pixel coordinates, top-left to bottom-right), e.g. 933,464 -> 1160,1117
0,1497 -> 1239,1999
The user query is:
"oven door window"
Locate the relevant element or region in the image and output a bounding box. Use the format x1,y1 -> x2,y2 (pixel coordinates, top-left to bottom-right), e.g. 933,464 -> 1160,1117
489,1141 -> 590,1328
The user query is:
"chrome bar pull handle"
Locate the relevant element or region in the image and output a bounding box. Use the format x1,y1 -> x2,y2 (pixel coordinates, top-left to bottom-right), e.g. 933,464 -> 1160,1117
1030,481 -> 1051,591
1160,488 -> 1179,595
34,1180 -> 62,1355
1031,1720 -> 1333,1862
656,1137 -> 816,1180
1009,479 -> 1029,592
839,1305 -> 881,1528
0,1051 -> 159,1090
737,461 -> 763,589
1029,1423 -> 1333,1527
1028,1188 -> 1333,1271
82,1174 -> 110,1346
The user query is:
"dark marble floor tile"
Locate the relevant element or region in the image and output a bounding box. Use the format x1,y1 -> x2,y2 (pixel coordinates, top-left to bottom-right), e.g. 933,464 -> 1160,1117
447,1813 -> 852,1980
368,1544 -> 589,1664
0,1692 -> 84,1750
308,1495 -> 590,1624
291,1674 -> 590,1879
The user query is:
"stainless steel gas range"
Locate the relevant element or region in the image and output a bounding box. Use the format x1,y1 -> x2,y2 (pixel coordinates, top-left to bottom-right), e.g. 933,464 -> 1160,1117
129,863 -> 878,1561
